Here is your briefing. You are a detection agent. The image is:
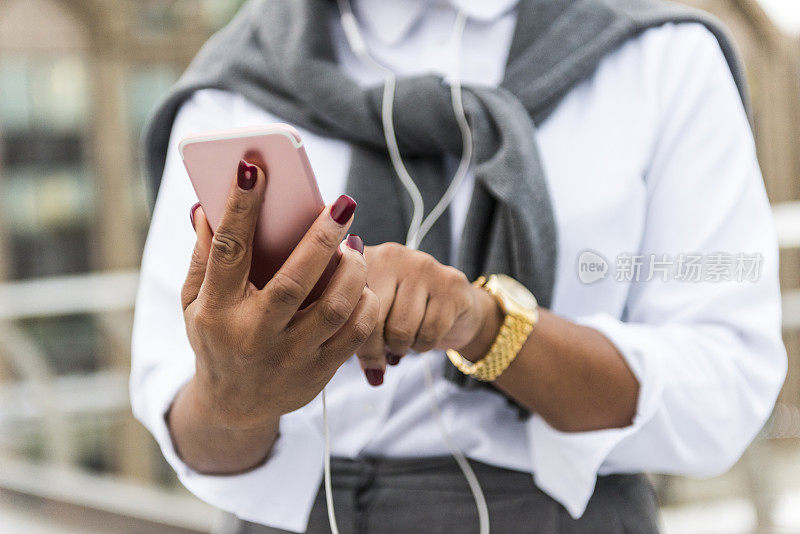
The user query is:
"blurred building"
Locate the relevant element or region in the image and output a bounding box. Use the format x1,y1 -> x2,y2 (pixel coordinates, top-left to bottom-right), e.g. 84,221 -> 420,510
0,0 -> 246,483
679,0 -> 800,441
678,0 -> 800,202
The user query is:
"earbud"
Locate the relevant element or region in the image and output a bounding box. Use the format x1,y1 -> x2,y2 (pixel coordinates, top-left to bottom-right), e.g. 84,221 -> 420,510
337,0 -> 368,58
340,11 -> 368,57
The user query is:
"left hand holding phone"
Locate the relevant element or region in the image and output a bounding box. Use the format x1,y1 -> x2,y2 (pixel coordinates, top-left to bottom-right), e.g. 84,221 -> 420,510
168,160 -> 379,474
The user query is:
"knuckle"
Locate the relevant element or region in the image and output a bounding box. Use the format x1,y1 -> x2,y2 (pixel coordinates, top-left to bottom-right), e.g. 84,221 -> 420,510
190,305 -> 216,330
418,252 -> 439,270
180,288 -> 194,311
380,242 -> 404,258
237,333 -> 260,358
180,287 -> 190,307
319,296 -> 352,327
404,252 -> 434,276
211,231 -> 247,266
228,192 -> 253,217
350,318 -> 375,346
281,320 -> 305,348
415,328 -> 439,349
416,249 -> 434,262
416,316 -> 447,350
435,267 -> 468,297
357,329 -> 383,360
269,271 -> 307,306
309,226 -> 342,252
352,292 -> 379,344
443,266 -> 468,285
384,322 -> 415,347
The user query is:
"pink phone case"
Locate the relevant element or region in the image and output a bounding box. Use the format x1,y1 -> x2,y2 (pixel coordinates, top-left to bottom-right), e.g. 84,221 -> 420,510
180,124 -> 337,303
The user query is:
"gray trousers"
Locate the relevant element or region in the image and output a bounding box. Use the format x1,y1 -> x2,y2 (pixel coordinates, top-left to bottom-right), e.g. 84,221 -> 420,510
234,457 -> 659,534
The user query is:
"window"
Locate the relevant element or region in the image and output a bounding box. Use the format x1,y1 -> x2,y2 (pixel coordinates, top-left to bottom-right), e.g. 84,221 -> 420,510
0,55 -> 92,279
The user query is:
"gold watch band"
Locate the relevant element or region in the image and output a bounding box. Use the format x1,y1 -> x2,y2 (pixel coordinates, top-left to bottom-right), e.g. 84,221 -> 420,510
446,314 -> 534,382
446,275 -> 538,382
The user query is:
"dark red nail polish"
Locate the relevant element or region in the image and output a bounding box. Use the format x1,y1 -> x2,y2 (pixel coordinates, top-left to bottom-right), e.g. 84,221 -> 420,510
189,202 -> 201,229
386,353 -> 402,366
331,195 -> 356,224
364,368 -> 384,386
345,234 -> 364,254
237,159 -> 258,190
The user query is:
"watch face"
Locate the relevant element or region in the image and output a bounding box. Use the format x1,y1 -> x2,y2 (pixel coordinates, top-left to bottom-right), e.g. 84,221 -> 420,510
494,274 -> 538,310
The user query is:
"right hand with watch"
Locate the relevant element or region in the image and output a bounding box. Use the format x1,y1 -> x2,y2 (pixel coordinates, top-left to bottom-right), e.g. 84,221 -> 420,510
354,244 -> 529,384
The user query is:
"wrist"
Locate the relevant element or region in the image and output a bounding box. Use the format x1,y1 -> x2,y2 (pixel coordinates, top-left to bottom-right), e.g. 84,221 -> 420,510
458,287 -> 504,363
189,372 -> 281,432
167,377 -> 280,475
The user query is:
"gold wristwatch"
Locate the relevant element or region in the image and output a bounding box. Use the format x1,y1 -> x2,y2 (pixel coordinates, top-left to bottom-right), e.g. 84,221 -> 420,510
446,274 -> 538,382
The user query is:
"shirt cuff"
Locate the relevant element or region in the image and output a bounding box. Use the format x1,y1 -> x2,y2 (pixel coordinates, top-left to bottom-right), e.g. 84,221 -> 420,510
136,364 -> 324,533
527,313 -> 665,519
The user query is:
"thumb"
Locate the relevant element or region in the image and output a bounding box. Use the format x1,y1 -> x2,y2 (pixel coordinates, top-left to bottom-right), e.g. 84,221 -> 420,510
182,203 -> 213,311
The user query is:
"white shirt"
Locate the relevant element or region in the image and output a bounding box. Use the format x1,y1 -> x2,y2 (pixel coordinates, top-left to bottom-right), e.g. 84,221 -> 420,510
130,0 -> 787,532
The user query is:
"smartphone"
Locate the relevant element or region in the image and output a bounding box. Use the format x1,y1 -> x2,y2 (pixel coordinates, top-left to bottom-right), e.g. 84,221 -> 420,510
180,124 -> 337,304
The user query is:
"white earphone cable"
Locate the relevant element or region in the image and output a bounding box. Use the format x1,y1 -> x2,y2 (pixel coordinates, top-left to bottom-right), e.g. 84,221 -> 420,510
321,388 -> 339,534
411,11 -> 474,250
325,3 -> 489,533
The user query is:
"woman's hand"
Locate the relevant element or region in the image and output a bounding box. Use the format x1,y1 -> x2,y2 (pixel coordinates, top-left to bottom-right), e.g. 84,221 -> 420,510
169,160 -> 379,473
353,243 -> 637,432
355,243 -> 502,384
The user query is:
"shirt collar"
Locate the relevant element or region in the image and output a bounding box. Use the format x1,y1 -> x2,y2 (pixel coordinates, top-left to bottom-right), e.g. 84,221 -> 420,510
352,0 -> 519,45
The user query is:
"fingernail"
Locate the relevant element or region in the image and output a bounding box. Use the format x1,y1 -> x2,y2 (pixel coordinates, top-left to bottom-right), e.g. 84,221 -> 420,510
331,194 -> 356,225
386,353 -> 402,366
237,159 -> 258,190
364,368 -> 384,387
189,202 -> 201,229
345,234 -> 364,254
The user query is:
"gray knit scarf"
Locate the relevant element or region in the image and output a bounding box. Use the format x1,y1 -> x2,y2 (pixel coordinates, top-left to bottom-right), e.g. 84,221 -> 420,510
142,0 -> 748,405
